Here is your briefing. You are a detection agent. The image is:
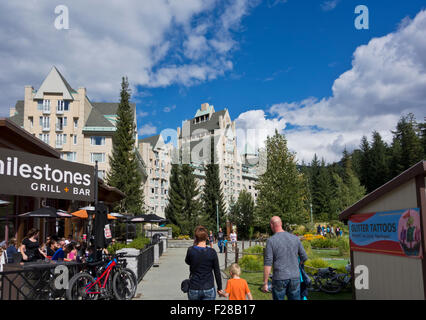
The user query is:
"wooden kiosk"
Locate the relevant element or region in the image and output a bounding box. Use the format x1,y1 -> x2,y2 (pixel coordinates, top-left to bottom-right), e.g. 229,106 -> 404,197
339,160 -> 426,300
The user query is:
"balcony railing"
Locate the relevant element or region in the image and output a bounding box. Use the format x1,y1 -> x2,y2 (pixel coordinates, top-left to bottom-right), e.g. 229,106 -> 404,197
42,108 -> 50,115
42,126 -> 50,132
56,125 -> 63,132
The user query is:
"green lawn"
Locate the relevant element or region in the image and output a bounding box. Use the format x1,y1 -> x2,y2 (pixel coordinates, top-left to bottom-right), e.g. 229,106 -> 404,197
234,244 -> 353,300
239,272 -> 352,301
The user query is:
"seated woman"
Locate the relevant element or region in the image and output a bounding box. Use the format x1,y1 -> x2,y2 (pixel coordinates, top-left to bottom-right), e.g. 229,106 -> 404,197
20,228 -> 47,262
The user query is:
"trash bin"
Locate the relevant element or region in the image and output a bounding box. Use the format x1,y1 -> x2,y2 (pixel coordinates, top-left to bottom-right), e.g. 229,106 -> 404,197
116,248 -> 139,281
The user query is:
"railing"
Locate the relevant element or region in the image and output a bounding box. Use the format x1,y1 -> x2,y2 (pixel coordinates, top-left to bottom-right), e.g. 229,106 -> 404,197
136,245 -> 154,282
0,261 -> 83,300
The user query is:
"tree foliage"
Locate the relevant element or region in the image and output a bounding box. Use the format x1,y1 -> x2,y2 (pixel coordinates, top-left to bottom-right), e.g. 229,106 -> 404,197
107,77 -> 143,214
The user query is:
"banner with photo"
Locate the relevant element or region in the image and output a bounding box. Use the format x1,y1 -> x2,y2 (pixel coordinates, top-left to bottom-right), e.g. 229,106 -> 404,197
349,208 -> 422,258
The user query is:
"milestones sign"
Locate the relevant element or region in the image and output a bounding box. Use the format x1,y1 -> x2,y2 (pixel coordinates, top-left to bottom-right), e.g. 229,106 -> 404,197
0,148 -> 95,202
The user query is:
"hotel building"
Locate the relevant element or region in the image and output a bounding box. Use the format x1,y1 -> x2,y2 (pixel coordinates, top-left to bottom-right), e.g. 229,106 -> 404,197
9,66 -> 145,181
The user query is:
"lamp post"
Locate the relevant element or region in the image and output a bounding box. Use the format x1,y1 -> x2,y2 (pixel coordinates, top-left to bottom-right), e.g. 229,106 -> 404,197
216,200 -> 219,233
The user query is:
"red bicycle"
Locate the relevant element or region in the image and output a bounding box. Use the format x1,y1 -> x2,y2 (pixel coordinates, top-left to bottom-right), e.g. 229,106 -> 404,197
66,253 -> 137,300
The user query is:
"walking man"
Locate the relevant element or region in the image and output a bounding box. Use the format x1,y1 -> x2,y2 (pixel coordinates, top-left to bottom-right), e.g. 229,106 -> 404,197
262,216 -> 308,300
217,228 -> 225,253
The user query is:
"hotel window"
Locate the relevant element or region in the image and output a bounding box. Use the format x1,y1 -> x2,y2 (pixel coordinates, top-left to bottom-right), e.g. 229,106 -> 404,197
56,117 -> 66,130
39,116 -> 50,129
73,135 -> 77,145
91,136 -> 105,146
57,100 -> 64,113
37,100 -> 43,110
62,152 -> 76,162
43,99 -> 50,112
39,133 -> 49,144
97,170 -> 105,179
73,118 -> 78,128
28,117 -> 33,128
56,134 -> 66,146
64,101 -> 69,111
91,153 -> 105,163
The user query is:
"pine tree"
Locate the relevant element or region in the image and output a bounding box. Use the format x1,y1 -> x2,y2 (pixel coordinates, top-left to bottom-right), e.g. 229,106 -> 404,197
330,151 -> 365,219
359,136 -> 373,192
230,190 -> 255,239
310,154 -> 321,217
165,164 -> 202,236
255,130 -> 309,231
392,114 -> 423,172
201,136 -> 226,232
315,159 -> 334,221
107,77 -> 143,214
165,164 -> 184,226
369,131 -> 389,191
179,164 -> 203,236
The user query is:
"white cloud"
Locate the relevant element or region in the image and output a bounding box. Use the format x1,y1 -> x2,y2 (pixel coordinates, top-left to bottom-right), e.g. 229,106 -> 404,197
163,105 -> 176,113
138,111 -> 149,118
139,123 -> 157,136
321,0 -> 340,12
235,109 -> 287,155
0,0 -> 256,115
238,10 -> 426,163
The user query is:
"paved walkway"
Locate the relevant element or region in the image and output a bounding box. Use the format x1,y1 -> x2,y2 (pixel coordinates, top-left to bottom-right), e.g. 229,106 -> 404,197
134,242 -> 250,300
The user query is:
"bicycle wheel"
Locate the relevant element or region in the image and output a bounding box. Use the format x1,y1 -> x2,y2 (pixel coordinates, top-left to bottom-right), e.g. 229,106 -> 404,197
66,272 -> 99,300
319,276 -> 343,294
112,268 -> 137,300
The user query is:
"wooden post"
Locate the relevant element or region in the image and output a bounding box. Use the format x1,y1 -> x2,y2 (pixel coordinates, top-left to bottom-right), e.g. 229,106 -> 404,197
249,239 -> 251,247
235,247 -> 239,264
242,240 -> 244,252
225,243 -> 228,269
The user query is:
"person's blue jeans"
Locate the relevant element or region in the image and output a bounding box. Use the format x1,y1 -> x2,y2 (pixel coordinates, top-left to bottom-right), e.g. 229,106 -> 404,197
218,240 -> 223,253
188,287 -> 216,300
272,278 -> 301,300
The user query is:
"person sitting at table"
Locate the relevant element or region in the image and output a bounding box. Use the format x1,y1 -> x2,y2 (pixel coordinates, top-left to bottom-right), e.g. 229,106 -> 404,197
66,243 -> 77,261
46,239 -> 59,257
6,238 -> 18,264
20,228 -> 47,262
51,244 -> 65,261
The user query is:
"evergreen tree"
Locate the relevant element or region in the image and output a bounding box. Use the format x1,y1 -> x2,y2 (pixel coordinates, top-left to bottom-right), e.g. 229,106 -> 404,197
255,130 -> 309,231
165,164 -> 202,236
315,159 -> 334,221
369,131 -> 389,191
179,164 -> 203,236
359,136 -> 373,192
330,151 -> 365,219
391,113 -> 423,173
107,77 -> 143,214
165,164 -> 184,226
310,154 -> 321,218
419,119 -> 426,158
229,190 -> 255,239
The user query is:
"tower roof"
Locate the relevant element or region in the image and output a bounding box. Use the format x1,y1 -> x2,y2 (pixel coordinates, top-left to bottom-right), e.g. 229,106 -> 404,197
34,66 -> 75,100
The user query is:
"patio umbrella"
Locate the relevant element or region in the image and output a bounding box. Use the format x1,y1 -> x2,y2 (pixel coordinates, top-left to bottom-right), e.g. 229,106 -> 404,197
0,200 -> 11,207
19,206 -> 72,218
136,214 -> 168,240
71,209 -> 117,220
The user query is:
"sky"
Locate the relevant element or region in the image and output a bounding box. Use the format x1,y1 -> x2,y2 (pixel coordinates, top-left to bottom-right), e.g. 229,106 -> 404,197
1,0 -> 425,163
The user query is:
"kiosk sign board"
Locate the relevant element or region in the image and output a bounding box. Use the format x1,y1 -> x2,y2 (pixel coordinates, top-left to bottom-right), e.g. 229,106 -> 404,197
349,208 -> 422,258
0,148 -> 94,201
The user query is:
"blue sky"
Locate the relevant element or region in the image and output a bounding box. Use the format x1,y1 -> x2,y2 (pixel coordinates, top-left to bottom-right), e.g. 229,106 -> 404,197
1,0 -> 425,162
134,0 -> 426,161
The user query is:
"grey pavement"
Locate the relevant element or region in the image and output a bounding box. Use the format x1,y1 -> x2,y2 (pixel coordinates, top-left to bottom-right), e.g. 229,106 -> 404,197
134,241 -> 253,300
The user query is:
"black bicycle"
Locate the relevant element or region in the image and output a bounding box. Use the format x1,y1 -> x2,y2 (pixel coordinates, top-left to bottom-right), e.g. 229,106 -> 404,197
310,264 -> 352,294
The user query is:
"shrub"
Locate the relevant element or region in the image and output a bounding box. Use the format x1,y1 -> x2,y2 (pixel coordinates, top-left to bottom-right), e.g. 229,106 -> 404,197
166,224 -> 181,238
305,258 -> 329,274
302,240 -> 312,257
336,237 -> 350,255
128,237 -> 150,250
239,255 -> 263,272
310,238 -> 338,249
107,236 -> 150,254
177,235 -> 191,240
244,245 -> 264,254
